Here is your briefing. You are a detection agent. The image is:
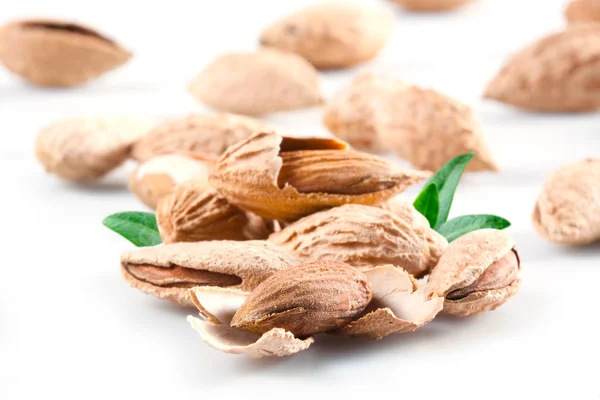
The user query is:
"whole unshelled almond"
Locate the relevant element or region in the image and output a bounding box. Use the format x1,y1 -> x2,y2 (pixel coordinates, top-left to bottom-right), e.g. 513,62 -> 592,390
484,25 -> 600,112
188,49 -> 322,116
130,113 -> 274,162
0,19 -> 131,87
231,260 -> 372,337
209,131 -> 431,221
532,158 -> 600,245
36,116 -> 155,181
565,0 -> 600,24
260,2 -> 392,70
379,85 -> 497,171
390,0 -> 476,11
129,153 -> 215,209
268,203 -> 448,278
157,184 -> 273,243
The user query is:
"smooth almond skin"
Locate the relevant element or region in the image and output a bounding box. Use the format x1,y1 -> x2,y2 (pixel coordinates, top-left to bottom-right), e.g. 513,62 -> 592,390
188,49 -> 322,116
35,116 -> 155,181
268,203 -> 448,278
379,85 -> 498,172
259,2 -> 392,70
484,25 -> 600,113
532,158 -> 600,245
157,184 -> 273,243
565,0 -> 600,24
121,241 -> 302,307
391,0 -> 475,11
427,229 -> 521,317
209,130 -> 431,221
0,19 -> 131,87
323,72 -> 407,153
231,260 -> 372,337
130,113 -> 274,162
129,153 -> 214,209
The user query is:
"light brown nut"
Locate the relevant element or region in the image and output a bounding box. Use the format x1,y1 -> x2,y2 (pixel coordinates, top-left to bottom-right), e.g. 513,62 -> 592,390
187,287 -> 314,358
427,229 -> 521,317
323,72 -> 407,153
379,85 -> 497,171
129,153 -> 214,209
0,19 -> 131,87
209,130 -> 431,221
259,2 -> 392,70
35,116 -> 155,181
484,25 -> 600,113
157,184 -> 273,243
338,265 -> 444,339
390,0 -> 475,11
120,241 -> 302,307
188,49 -> 322,116
565,0 -> 600,24
130,113 -> 274,162
230,260 -> 372,337
268,203 -> 448,278
532,158 -> 600,245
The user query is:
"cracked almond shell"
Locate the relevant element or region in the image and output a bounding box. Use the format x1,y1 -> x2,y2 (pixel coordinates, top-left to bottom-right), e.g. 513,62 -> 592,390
35,116 -> 155,181
157,184 -> 273,243
268,203 -> 448,278
130,113 -> 274,162
484,25 -> 600,112
379,85 -> 498,171
120,241 -> 302,307
188,49 -> 322,116
187,287 -> 313,358
427,229 -> 521,317
532,158 -> 600,245
259,2 -> 392,70
338,265 -> 443,339
565,0 -> 600,24
129,153 -> 214,209
0,19 -> 131,87
391,0 -> 476,11
209,130 -> 431,221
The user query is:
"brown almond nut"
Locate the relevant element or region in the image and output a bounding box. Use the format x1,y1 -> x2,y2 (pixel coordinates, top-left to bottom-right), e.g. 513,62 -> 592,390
268,203 -> 448,278
427,229 -> 521,317
35,116 -> 155,181
484,25 -> 600,112
121,241 -> 302,307
532,158 -> 600,245
188,49 -> 322,116
157,184 -> 273,243
0,19 -> 131,87
379,85 -> 498,172
565,0 -> 600,24
259,2 -> 392,70
230,260 -> 372,337
130,113 -> 274,162
209,130 -> 431,221
323,72 -> 407,153
390,0 -> 476,11
129,153 -> 214,209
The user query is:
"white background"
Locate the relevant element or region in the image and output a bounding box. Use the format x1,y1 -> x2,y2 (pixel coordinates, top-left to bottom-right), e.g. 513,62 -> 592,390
1,0 -> 599,398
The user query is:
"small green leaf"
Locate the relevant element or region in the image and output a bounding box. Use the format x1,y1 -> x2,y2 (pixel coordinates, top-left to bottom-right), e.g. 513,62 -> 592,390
427,152 -> 474,229
102,211 -> 162,247
413,182 -> 440,228
436,214 -> 511,243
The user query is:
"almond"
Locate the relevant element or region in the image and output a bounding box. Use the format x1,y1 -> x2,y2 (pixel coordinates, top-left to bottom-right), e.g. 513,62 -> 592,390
188,49 -> 322,116
259,2 -> 392,70
130,113 -> 274,162
230,260 -> 372,337
0,19 -> 131,87
565,0 -> 600,24
390,0 -> 475,11
484,25 -> 600,112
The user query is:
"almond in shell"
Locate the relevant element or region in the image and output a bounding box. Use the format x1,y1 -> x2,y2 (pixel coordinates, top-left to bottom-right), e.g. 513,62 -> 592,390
390,0 -> 476,11
565,0 -> 600,24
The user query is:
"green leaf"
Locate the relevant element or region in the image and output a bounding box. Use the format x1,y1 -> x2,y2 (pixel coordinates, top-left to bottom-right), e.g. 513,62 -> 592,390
436,214 -> 511,243
427,152 -> 474,229
413,182 -> 440,228
102,212 -> 162,247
